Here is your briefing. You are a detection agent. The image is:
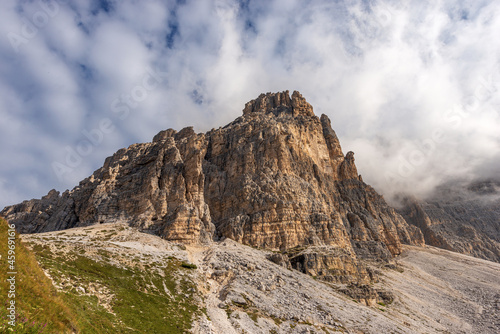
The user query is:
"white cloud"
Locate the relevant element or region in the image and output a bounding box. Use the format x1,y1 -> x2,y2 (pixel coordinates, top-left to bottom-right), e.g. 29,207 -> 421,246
0,0 -> 499,208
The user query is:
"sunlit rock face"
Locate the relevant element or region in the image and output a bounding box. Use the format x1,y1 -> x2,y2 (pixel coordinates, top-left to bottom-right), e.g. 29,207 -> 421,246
2,91 -> 424,283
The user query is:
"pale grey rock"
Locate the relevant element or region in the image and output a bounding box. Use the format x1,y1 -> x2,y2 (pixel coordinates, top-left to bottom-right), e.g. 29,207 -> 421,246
399,179 -> 500,263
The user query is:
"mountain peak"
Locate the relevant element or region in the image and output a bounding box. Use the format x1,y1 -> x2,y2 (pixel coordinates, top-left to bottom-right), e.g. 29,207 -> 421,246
2,91 -> 424,285
242,90 -> 314,117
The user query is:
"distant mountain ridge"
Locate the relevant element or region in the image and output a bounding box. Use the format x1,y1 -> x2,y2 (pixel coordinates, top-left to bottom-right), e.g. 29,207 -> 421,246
399,179 -> 500,263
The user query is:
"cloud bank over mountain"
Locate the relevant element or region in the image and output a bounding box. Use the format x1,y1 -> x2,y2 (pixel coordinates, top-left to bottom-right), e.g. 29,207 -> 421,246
0,0 -> 499,208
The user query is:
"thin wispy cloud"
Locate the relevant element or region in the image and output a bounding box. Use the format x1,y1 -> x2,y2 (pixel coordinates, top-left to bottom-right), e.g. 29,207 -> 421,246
0,0 -> 498,208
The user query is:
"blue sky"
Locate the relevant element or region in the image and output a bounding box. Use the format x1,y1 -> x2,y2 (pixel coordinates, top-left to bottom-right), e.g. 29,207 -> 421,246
0,0 -> 499,208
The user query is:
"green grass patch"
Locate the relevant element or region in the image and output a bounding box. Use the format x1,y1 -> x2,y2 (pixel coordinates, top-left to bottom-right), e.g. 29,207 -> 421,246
247,310 -> 259,323
181,262 -> 197,269
23,230 -> 202,333
40,252 -> 200,333
0,219 -> 203,333
271,315 -> 283,326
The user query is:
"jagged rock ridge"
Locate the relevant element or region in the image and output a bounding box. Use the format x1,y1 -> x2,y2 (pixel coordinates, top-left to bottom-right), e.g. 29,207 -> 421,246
2,91 -> 424,283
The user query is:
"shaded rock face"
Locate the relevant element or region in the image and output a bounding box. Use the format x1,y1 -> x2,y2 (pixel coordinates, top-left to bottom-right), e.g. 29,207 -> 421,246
2,91 -> 423,279
286,246 -> 375,284
1,189 -> 79,234
399,180 -> 500,263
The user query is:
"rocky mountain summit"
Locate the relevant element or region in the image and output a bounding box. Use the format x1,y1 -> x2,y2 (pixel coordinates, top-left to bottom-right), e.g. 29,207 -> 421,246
2,91 -> 424,285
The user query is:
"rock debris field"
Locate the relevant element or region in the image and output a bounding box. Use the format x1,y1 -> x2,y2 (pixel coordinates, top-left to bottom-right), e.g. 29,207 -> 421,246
22,223 -> 500,334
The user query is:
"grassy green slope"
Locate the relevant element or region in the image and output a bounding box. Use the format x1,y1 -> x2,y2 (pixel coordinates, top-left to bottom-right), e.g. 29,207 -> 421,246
32,244 -> 201,333
1,218 -> 203,333
0,217 -> 78,333
4,221 -> 204,334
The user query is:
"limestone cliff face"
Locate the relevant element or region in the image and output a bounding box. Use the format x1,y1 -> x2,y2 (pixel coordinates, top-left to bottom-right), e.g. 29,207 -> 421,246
203,91 -> 423,259
2,91 -> 423,274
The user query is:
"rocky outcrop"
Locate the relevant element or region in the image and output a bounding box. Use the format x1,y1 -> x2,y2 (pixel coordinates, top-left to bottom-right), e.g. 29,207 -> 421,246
2,91 -> 423,284
1,189 -> 78,234
286,246 -> 374,284
242,91 -> 314,117
339,283 -> 394,307
2,128 -> 215,244
399,180 -> 500,263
